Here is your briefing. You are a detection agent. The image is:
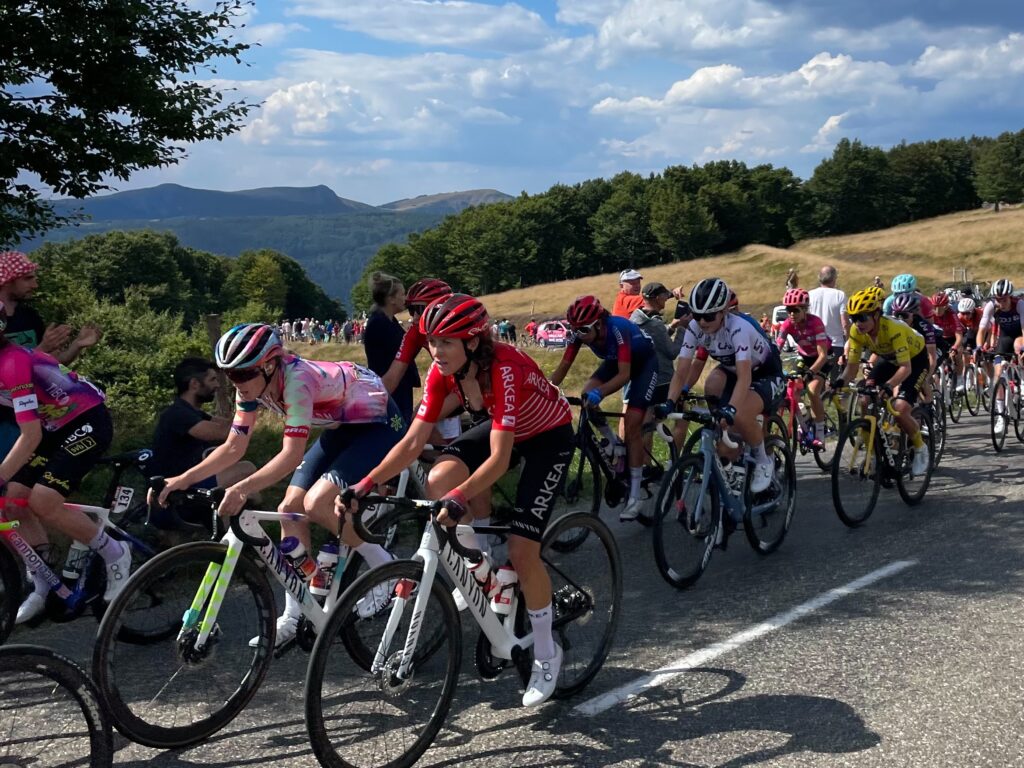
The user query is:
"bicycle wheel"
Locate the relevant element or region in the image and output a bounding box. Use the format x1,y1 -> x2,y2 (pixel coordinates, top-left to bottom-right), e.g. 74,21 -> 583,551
948,368 -> 964,424
980,368 -> 991,412
1012,376 -> 1024,443
305,559 -> 461,768
831,418 -> 881,527
930,397 -> 946,468
0,644 -> 113,768
743,436 -> 795,554
963,364 -> 980,415
0,542 -> 19,645
652,453 -> 720,589
896,407 -> 934,505
990,377 -> 1007,452
93,541 -> 276,749
542,511 -> 621,698
812,393 -> 845,472
548,442 -> 601,553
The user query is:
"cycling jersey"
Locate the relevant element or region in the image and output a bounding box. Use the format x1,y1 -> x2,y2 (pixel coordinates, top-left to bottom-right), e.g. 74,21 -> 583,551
677,313 -> 773,371
235,356 -> 390,440
0,346 -> 105,431
418,343 -> 572,442
775,314 -> 829,358
848,316 -> 925,364
561,315 -> 655,367
901,314 -> 937,346
979,298 -> 1024,338
932,310 -> 963,340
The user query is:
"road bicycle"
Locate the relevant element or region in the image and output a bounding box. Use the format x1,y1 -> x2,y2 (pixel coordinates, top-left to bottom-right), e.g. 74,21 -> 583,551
0,495 -> 159,637
304,494 -> 621,768
988,352 -> 1024,452
93,470 -> 430,749
776,368 -> 846,471
0,643 -> 113,767
937,348 -> 964,424
652,398 -> 796,590
0,522 -> 20,644
962,349 -> 989,416
830,385 -> 935,527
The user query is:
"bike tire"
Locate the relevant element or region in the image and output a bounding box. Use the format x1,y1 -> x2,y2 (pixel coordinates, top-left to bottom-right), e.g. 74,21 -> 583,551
948,368 -> 964,424
305,559 -> 461,768
831,418 -> 881,528
990,376 -> 1007,452
813,394 -> 846,472
896,407 -> 934,506
930,397 -> 946,469
549,442 -> 601,553
743,436 -> 796,554
0,644 -> 114,768
0,542 -> 20,645
963,364 -> 979,416
652,453 -> 720,589
542,511 -> 621,698
93,541 -> 276,749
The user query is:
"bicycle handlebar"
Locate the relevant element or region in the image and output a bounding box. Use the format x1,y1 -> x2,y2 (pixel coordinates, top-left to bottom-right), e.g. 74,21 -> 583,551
348,494 -> 485,563
148,476 -> 267,547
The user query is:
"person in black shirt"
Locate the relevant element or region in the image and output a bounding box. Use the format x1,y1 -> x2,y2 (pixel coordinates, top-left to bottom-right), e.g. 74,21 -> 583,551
363,272 -> 417,425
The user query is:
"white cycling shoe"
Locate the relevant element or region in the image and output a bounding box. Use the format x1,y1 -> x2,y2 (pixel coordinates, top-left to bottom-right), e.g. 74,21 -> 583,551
356,579 -> 399,619
103,542 -> 133,603
911,443 -> 931,476
250,613 -> 299,649
16,592 -> 46,624
995,415 -> 1007,434
619,497 -> 645,523
750,459 -> 773,493
523,644 -> 562,707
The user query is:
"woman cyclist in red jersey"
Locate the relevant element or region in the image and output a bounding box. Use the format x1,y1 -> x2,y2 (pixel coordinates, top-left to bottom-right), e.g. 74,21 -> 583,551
339,294 -> 574,707
776,288 -> 832,450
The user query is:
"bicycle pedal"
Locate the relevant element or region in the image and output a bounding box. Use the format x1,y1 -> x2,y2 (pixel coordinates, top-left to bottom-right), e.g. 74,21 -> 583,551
273,636 -> 298,659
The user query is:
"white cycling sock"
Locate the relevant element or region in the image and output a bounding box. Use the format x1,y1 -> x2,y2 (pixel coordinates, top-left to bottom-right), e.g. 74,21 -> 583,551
356,542 -> 393,569
629,467 -> 643,500
89,529 -> 125,564
528,603 -> 555,660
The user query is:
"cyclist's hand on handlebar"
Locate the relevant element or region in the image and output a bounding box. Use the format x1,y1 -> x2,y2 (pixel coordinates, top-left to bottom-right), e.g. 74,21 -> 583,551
653,400 -> 674,420
583,388 -> 603,408
435,489 -> 468,528
217,485 -> 248,518
154,475 -> 190,507
336,476 -> 375,519
718,404 -> 737,426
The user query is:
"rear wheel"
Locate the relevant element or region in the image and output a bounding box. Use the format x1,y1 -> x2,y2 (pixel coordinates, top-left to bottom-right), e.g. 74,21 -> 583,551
743,436 -> 795,554
896,407 -> 934,505
963,364 -> 980,416
948,367 -> 964,423
813,393 -> 846,472
0,541 -> 20,645
549,442 -> 602,552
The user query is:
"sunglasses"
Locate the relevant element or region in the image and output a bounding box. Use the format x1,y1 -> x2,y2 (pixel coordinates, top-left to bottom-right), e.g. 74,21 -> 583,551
224,368 -> 262,384
996,294 -> 1012,301
850,313 -> 873,323
694,311 -> 721,323
785,306 -> 804,314
407,304 -> 427,317
575,321 -> 599,335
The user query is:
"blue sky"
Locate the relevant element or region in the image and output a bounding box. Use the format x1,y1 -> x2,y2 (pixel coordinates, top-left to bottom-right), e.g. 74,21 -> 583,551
117,0 -> 1024,205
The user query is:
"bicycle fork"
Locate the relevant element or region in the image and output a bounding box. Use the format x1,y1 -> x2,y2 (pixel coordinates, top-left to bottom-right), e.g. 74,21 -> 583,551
180,537 -> 245,651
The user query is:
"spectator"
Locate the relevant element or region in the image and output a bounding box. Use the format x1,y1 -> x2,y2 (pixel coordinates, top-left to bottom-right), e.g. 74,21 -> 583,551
150,358 -> 257,524
873,275 -> 884,290
524,317 -> 538,345
630,283 -> 683,403
363,272 -> 418,425
612,268 -> 645,318
343,319 -> 354,344
760,313 -> 771,332
786,268 -> 799,290
508,320 -> 517,344
808,265 -> 849,357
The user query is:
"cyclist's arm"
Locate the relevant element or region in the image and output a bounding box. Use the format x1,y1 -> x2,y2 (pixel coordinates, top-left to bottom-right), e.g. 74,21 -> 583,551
232,433 -> 308,498
886,360 -> 912,389
809,340 -> 829,374
381,359 -> 410,394
977,303 -> 993,347
926,343 -> 937,373
0,351 -> 44,483
549,341 -> 581,387
188,419 -> 231,442
361,418 -> 435,490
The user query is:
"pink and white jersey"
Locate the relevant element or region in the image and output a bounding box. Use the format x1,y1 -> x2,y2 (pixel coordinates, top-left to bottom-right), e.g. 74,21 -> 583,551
776,314 -> 829,358
0,346 -> 105,431
235,356 -> 390,440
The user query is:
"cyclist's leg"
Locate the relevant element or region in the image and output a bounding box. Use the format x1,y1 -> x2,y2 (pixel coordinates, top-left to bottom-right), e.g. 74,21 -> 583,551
622,356 -> 659,506
427,419 -> 493,548
891,354 -> 928,443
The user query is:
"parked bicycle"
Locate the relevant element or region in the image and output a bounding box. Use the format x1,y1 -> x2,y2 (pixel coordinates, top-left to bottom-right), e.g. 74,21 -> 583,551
652,397 -> 796,590
305,494 -> 621,768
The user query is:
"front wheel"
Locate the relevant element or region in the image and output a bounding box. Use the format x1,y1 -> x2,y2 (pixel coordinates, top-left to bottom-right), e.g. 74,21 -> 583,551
963,364 -> 980,416
812,393 -> 846,472
652,453 -> 720,589
542,512 -> 622,698
93,542 -> 276,749
831,418 -> 881,528
990,377 -> 1007,453
743,436 -> 795,554
305,559 -> 462,768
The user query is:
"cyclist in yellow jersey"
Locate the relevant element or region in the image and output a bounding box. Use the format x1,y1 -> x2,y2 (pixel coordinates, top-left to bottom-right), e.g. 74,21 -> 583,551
832,288 -> 931,476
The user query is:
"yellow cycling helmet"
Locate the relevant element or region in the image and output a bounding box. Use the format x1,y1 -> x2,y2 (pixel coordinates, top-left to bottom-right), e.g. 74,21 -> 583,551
847,288 -> 882,315
861,285 -> 884,305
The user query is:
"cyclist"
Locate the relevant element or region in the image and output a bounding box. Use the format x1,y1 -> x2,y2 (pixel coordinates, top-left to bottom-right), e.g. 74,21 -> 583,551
957,297 -> 984,394
155,323 -> 405,647
930,292 -> 964,380
338,294 -> 573,707
549,295 -> 658,522
884,274 -> 934,320
0,308 -> 126,624
666,278 -> 784,493
775,288 -> 831,449
832,288 -> 931,476
977,279 -> 1024,433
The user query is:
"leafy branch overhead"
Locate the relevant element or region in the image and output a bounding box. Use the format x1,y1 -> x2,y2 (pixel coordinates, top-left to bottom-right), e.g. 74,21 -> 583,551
0,0 -> 256,244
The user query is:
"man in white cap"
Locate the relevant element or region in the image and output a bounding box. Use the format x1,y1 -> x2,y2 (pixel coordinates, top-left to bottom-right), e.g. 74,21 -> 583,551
612,268 -> 644,319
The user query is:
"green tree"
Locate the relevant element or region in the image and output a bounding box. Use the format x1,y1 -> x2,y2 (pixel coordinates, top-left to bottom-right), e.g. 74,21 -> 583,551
974,132 -> 1024,212
589,172 -> 661,272
649,183 -> 720,260
1,0 -> 254,244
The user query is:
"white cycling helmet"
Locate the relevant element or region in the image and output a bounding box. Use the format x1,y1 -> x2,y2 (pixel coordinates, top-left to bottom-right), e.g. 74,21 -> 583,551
991,278 -> 1014,297
688,278 -> 731,315
957,297 -> 976,314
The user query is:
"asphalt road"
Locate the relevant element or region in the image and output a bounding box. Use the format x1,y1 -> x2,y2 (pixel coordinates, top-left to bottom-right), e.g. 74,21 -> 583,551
7,410 -> 1024,768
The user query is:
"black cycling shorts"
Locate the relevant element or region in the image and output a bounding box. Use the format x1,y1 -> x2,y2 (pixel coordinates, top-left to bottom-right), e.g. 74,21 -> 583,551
716,352 -> 785,413
867,349 -> 930,406
439,420 -> 573,542
594,354 -> 660,412
10,406 -> 114,496
994,333 -> 1020,358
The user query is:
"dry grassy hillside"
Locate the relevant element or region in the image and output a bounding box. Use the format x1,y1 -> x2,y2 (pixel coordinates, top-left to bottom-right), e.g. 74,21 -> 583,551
478,207 -> 1024,323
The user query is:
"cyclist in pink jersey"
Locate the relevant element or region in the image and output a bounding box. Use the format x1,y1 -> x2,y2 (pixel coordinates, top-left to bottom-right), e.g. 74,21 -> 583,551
777,288 -> 832,450
156,323 -> 405,648
0,306 -> 131,624
340,294 -> 573,707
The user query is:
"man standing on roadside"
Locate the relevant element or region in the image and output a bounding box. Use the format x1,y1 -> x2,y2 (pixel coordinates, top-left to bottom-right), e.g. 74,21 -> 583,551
808,265 -> 848,360
612,268 -> 645,319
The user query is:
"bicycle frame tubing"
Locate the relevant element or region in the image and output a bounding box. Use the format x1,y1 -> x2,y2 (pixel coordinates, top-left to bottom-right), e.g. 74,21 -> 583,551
567,399 -> 618,482
843,392 -> 902,474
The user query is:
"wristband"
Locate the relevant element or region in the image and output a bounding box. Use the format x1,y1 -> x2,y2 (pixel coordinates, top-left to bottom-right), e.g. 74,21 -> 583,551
352,476 -> 376,499
443,488 -> 469,509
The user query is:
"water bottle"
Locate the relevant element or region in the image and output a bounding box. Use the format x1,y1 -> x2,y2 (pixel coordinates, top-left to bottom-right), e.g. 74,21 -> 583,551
729,462 -> 747,493
489,565 -> 518,616
598,437 -> 616,462
63,540 -> 91,581
612,442 -> 627,474
280,537 -> 317,582
309,538 -> 340,597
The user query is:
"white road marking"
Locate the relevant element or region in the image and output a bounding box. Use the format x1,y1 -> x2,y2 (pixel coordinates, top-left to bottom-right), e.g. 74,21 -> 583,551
574,559 -> 918,716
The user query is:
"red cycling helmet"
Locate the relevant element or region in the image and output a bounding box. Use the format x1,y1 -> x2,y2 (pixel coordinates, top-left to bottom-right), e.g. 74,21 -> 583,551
931,291 -> 950,308
419,294 -> 490,338
783,288 -> 809,307
406,277 -> 451,308
566,295 -> 605,328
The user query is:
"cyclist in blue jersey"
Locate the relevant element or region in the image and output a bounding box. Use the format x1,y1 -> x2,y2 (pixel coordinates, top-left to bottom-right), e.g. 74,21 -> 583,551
550,295 -> 658,522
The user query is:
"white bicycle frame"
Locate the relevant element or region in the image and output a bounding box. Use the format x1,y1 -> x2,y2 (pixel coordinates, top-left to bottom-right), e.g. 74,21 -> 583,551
180,461 -> 431,653
371,511 -> 532,680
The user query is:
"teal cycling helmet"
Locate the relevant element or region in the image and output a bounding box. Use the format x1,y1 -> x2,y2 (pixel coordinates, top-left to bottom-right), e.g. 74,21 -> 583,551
890,274 -> 917,294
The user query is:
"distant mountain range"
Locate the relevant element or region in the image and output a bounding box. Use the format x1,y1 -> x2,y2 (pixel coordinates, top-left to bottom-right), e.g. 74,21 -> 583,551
33,183 -> 513,302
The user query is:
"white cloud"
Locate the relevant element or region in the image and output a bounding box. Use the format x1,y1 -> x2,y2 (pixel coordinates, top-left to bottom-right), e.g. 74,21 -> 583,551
911,32 -> 1024,79
802,112 -> 849,152
555,0 -> 623,27
241,81 -> 375,144
238,22 -> 308,46
287,0 -> 550,51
